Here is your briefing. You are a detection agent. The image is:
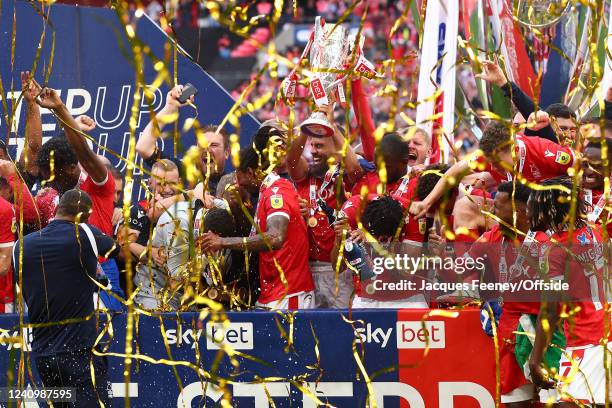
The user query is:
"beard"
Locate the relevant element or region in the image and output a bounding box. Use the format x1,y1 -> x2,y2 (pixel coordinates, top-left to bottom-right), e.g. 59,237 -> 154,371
310,160 -> 329,178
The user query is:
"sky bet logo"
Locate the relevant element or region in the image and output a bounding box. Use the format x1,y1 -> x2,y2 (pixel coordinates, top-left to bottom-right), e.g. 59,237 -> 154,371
164,323 -> 253,350
354,322 -> 445,349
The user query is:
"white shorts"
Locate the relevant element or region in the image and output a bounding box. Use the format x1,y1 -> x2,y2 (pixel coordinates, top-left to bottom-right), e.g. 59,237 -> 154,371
310,262 -> 353,309
501,383 -> 558,404
351,294 -> 428,309
255,291 -> 315,310
557,343 -> 612,404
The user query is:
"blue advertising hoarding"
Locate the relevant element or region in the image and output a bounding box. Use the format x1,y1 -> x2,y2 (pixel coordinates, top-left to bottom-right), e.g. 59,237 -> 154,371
0,0 -> 260,199
0,309 -> 497,407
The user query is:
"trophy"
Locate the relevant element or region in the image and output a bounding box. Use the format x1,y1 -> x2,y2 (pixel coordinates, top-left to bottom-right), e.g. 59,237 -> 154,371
299,17 -> 349,137
280,17 -> 381,137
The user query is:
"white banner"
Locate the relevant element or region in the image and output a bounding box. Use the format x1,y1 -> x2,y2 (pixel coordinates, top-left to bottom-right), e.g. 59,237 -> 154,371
415,0 -> 458,163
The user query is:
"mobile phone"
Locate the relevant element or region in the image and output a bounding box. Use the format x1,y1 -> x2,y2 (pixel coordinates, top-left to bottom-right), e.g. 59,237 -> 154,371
179,83 -> 198,104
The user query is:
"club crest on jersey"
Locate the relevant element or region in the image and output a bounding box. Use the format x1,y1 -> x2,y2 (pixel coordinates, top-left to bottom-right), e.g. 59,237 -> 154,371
270,194 -> 284,209
577,232 -> 590,246
555,151 -> 571,165
418,218 -> 427,235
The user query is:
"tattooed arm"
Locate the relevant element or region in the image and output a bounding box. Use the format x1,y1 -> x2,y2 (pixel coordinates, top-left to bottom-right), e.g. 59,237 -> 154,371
198,214 -> 289,253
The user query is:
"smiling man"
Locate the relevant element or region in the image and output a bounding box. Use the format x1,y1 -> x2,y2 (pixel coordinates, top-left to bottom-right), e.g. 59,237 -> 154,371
286,105 -> 363,309
411,122 -> 575,218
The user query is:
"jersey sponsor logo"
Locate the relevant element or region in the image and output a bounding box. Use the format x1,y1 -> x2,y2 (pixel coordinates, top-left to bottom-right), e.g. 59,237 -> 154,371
555,151 -> 571,165
544,149 -> 555,158
271,187 -> 279,194
270,194 -> 284,209
396,321 -> 445,349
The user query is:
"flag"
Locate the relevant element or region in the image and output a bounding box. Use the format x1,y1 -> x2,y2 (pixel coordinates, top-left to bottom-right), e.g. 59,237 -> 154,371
416,0 -> 459,164
488,0 -> 538,99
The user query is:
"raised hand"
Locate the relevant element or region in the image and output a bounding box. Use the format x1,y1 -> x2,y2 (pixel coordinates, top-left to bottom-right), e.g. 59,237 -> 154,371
164,85 -> 194,113
475,60 -> 508,88
298,198 -> 309,219
427,227 -> 446,257
332,218 -> 349,240
526,111 -> 551,131
529,361 -> 556,390
35,86 -> 63,110
151,246 -> 167,267
75,115 -> 96,132
20,71 -> 38,104
409,201 -> 429,219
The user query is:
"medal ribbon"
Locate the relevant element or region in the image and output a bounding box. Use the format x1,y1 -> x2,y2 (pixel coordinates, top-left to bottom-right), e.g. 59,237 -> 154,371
281,30 -> 315,102
506,139 -> 527,181
586,188 -> 609,223
391,175 -> 410,200
502,230 -> 538,283
309,165 -> 340,218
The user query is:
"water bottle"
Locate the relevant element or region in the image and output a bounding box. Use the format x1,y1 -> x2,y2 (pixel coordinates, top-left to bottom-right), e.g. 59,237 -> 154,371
316,198 -> 336,224
343,239 -> 376,281
319,198 -> 375,281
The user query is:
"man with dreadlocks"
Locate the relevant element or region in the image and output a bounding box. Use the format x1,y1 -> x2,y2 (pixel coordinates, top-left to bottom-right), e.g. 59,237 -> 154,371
332,195 -> 429,308
528,176 -> 610,407
199,142 -> 314,310
455,181 -> 555,407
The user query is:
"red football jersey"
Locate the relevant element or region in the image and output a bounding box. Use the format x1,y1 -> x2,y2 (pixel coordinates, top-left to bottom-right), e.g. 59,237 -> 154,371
0,197 -> 15,305
350,172 -> 401,197
295,175 -> 347,262
81,170 -> 115,236
470,135 -> 575,183
256,174 -> 314,303
339,193 -> 378,230
390,177 -> 426,245
546,226 -> 611,347
466,225 -> 549,315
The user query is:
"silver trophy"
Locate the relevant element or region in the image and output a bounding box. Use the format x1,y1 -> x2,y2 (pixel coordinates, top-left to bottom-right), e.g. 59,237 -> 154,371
300,17 -> 349,137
